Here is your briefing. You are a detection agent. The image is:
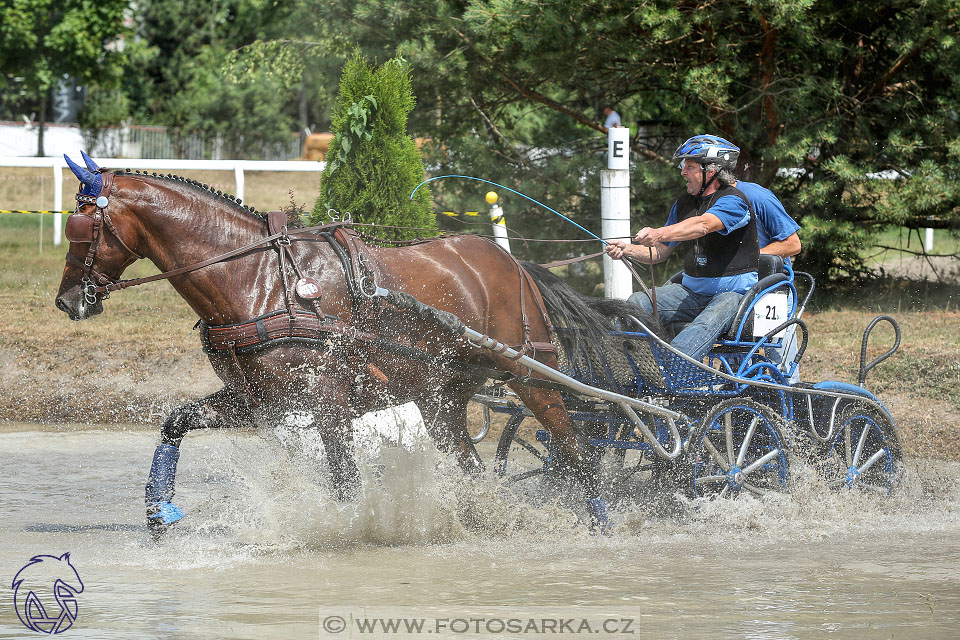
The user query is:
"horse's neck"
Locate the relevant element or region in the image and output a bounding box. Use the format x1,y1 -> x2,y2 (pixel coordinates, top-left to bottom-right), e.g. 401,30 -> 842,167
131,180 -> 270,322
138,195 -> 262,270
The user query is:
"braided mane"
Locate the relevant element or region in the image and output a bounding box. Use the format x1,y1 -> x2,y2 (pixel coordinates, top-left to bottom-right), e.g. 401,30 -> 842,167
114,169 -> 265,221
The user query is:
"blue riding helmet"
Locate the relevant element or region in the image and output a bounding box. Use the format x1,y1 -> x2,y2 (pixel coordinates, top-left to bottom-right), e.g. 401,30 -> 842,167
674,135 -> 740,170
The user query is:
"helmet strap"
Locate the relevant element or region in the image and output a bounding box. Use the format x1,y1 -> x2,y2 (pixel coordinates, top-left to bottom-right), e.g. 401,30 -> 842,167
697,165 -> 719,197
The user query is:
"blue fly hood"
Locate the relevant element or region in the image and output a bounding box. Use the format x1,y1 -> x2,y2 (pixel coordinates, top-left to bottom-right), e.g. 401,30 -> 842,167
64,153 -> 102,196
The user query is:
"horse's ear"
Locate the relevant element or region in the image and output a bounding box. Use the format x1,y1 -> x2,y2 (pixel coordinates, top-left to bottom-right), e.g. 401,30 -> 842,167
80,150 -> 100,172
64,154 -> 102,195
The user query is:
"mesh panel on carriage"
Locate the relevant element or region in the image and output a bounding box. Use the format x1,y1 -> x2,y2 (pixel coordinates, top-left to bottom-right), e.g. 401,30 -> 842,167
553,327 -> 737,395
646,341 -> 729,392
553,330 -> 667,392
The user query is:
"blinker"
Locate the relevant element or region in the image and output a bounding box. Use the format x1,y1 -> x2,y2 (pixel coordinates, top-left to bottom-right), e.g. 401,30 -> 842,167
65,214 -> 95,244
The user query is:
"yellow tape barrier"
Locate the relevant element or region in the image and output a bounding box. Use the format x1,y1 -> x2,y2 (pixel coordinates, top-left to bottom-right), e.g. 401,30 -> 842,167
441,211 -> 504,224
0,210 -> 70,214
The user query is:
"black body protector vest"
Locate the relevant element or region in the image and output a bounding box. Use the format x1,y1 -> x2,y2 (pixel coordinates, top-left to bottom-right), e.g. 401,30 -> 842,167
676,185 -> 759,279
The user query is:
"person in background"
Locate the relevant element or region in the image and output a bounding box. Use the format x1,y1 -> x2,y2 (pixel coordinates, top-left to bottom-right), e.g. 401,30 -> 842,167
734,180 -> 801,263
731,179 -> 802,377
603,107 -> 621,129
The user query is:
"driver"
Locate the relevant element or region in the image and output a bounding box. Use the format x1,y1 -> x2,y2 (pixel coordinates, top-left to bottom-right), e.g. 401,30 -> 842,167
605,134 -> 758,361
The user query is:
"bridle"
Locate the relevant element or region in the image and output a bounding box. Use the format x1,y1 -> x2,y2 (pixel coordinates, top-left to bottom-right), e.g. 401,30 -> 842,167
62,171 -> 351,305
64,170 -> 143,304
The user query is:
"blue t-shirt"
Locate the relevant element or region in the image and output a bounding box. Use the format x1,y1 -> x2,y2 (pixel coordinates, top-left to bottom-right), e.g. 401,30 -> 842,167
663,194 -> 757,296
735,181 -> 800,266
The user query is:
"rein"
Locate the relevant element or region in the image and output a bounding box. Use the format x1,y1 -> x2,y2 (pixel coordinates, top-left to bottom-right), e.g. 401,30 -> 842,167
84,221 -> 350,296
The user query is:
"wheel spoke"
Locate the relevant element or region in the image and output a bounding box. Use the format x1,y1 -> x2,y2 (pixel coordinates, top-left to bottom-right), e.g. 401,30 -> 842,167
741,448 -> 780,476
694,474 -> 726,486
701,436 -> 730,472
857,448 -> 886,475
510,468 -> 547,482
719,485 -> 730,499
724,412 -> 735,465
742,481 -> 768,497
514,437 -> 547,462
844,422 -> 853,465
853,422 -> 870,468
736,415 -> 761,467
619,460 -> 655,479
857,481 -> 892,496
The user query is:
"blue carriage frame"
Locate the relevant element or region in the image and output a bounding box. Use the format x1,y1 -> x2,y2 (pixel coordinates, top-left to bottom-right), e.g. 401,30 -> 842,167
473,262 -> 903,497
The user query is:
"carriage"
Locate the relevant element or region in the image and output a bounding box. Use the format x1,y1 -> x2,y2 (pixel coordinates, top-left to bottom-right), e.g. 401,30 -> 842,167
470,255 -> 904,502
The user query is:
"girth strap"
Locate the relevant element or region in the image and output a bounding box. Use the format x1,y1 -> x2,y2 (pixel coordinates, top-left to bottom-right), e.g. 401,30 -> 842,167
199,307 -> 517,384
202,308 -> 371,352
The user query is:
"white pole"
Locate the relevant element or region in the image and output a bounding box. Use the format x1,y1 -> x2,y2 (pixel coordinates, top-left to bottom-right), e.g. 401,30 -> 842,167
53,157 -> 64,246
925,227 -> 934,253
601,127 -> 632,299
486,191 -> 510,253
234,165 -> 245,203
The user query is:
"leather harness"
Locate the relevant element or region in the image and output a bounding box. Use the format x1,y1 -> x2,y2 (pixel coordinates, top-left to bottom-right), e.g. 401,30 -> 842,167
197,222 -> 556,394
64,172 -> 557,399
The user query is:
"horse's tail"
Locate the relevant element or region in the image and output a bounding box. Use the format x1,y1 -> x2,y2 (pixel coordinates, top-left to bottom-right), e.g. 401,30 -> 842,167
520,262 -> 662,356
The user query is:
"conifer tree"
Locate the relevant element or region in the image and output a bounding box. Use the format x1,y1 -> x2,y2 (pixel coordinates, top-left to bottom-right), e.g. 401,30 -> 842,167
311,55 -> 436,241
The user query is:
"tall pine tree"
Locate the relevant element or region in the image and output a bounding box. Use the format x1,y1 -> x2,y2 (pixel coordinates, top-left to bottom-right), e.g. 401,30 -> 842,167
312,55 -> 436,241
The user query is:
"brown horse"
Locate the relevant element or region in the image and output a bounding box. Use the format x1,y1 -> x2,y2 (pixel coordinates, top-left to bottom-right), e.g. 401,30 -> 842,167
55,153 -> 608,537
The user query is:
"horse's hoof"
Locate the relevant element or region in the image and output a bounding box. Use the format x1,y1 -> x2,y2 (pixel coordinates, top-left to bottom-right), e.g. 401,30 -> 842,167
586,497 -> 613,536
146,501 -> 184,541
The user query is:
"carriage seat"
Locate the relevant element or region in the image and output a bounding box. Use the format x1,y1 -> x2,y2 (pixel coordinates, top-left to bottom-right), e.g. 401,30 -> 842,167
663,254 -> 788,341
724,255 -> 787,340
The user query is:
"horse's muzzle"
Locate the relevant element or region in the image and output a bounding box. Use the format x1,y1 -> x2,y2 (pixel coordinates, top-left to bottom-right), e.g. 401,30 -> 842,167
55,286 -> 103,321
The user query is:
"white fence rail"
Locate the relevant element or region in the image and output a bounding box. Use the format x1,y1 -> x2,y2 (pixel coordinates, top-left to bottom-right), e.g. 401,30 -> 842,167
0,121 -> 303,161
0,156 -> 325,245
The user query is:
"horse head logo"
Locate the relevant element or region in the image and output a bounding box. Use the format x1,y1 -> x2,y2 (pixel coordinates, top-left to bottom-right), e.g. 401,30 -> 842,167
11,553 -> 84,634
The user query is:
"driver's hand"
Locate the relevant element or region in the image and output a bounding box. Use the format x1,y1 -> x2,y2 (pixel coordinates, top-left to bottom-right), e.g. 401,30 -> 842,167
633,227 -> 661,247
605,239 -> 629,260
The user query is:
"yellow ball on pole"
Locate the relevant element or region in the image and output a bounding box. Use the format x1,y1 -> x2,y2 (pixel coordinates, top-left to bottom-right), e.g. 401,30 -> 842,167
485,191 -> 499,205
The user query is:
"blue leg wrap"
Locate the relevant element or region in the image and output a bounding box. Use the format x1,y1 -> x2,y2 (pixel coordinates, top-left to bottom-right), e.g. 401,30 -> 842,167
146,444 -> 184,525
150,502 -> 184,525
587,497 -> 611,535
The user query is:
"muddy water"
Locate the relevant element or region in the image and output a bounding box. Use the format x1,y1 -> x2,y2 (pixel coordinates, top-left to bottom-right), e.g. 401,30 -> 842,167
1,410 -> 959,640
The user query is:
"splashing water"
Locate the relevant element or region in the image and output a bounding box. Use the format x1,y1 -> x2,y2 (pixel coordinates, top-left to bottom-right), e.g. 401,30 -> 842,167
2,413 -> 960,639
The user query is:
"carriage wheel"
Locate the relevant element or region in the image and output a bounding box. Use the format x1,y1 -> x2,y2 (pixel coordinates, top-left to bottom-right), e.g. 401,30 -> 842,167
818,401 -> 902,494
685,398 -> 790,499
493,413 -> 554,483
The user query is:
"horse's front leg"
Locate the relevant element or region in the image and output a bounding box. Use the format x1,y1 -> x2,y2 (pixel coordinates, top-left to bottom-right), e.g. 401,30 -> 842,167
317,397 -> 363,502
416,377 -> 486,476
145,388 -> 250,539
509,381 -> 610,533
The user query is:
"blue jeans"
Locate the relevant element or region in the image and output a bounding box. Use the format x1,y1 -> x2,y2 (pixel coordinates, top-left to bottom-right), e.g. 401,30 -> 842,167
628,283 -> 743,362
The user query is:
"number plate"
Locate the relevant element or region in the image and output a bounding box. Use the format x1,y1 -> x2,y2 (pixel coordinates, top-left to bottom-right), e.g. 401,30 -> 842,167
753,292 -> 789,339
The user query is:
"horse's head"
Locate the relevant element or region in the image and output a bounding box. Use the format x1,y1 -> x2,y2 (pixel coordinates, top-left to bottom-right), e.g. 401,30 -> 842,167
55,152 -> 144,320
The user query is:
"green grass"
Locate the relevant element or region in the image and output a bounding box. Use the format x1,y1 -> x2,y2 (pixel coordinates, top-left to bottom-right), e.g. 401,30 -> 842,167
869,226 -> 960,259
